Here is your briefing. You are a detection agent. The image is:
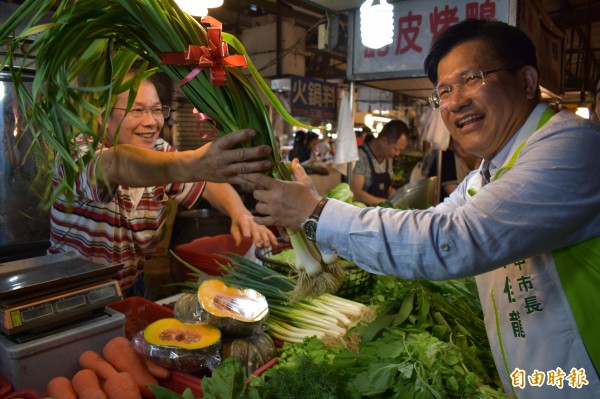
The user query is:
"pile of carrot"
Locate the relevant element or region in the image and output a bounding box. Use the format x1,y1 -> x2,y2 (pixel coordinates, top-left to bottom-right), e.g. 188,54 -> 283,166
46,336 -> 170,399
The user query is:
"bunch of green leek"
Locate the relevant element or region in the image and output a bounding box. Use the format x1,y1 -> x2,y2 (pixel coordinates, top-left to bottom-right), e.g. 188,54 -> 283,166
0,0 -> 345,299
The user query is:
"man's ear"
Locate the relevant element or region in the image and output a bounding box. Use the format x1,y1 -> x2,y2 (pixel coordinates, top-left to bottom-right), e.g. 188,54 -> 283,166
520,65 -> 539,100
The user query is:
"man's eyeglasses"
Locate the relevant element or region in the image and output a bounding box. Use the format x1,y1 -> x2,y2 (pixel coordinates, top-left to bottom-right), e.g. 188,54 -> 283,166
429,67 -> 515,110
112,105 -> 171,119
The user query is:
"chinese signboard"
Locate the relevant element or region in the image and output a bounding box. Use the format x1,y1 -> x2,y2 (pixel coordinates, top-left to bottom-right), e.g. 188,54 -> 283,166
289,75 -> 338,121
347,0 -> 512,81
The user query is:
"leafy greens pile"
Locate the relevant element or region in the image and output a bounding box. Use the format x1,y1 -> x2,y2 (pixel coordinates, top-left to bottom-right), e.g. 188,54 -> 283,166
150,276 -> 509,399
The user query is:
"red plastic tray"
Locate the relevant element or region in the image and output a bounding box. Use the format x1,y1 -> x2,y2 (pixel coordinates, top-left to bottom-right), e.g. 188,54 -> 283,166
161,370 -> 202,397
174,234 -> 253,277
0,374 -> 12,398
107,296 -> 174,339
2,390 -> 42,399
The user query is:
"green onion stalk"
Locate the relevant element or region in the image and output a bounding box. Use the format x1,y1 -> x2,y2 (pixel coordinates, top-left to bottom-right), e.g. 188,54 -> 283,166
0,0 -> 345,300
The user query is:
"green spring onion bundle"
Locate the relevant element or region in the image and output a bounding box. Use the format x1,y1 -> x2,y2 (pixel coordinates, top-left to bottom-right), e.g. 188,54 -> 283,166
0,0 -> 346,299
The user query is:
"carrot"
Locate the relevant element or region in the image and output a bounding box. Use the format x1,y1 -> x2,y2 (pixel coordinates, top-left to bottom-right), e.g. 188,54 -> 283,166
47,376 -> 77,399
104,372 -> 142,399
79,350 -> 118,381
139,354 -> 170,380
102,337 -> 157,398
71,369 -> 108,399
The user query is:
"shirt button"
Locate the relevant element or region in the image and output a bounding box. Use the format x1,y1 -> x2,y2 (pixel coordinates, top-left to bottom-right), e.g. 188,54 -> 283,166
441,243 -> 451,251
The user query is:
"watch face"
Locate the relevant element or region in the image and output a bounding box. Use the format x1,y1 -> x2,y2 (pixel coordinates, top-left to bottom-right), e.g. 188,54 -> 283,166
303,218 -> 318,241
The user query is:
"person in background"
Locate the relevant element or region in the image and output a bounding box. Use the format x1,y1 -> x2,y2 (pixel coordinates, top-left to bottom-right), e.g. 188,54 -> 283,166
286,130 -> 311,163
316,137 -> 334,164
424,138 -> 481,201
245,19 -> 600,399
287,130 -> 328,175
355,124 -> 371,147
351,119 -> 410,205
49,74 -> 277,296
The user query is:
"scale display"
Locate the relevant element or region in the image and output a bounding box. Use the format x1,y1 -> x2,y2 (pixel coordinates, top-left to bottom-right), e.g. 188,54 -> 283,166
1,280 -> 122,335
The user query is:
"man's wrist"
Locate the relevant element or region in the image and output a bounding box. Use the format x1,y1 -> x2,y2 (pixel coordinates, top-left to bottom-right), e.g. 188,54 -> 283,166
302,197 -> 329,241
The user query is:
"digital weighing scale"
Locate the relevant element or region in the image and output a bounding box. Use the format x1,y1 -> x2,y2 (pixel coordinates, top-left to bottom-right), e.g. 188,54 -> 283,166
0,253 -> 126,391
0,252 -> 123,336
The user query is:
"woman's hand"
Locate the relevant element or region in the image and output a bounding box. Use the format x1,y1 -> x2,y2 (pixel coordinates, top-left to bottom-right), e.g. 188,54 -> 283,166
194,129 -> 272,190
229,212 -> 278,248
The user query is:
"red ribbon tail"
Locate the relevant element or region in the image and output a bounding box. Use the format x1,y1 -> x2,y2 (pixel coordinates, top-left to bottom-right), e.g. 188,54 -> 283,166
193,109 -> 217,139
178,67 -> 203,87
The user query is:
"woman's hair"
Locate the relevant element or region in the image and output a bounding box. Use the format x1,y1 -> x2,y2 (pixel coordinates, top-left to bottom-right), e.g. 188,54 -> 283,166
287,130 -> 313,162
424,19 -> 538,86
306,131 -> 319,144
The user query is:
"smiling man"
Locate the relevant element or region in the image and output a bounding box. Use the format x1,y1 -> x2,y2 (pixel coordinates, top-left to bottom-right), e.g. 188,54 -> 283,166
244,20 -> 600,399
49,74 -> 275,295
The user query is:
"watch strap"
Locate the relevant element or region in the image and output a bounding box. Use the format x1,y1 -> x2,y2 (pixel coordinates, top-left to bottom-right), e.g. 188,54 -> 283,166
309,197 -> 329,221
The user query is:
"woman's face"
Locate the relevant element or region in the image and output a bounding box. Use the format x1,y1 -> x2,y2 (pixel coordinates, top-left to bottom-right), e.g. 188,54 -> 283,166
106,79 -> 164,149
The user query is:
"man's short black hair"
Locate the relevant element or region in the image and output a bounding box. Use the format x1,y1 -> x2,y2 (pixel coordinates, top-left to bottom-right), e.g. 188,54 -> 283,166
424,19 -> 538,86
379,119 -> 410,142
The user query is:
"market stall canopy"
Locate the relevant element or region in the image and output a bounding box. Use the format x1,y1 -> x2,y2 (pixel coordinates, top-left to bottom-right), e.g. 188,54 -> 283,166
304,0 -> 599,102
344,0 -> 565,100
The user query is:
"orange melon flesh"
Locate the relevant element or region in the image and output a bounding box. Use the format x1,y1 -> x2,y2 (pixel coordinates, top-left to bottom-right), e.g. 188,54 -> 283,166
144,318 -> 221,350
197,279 -> 268,322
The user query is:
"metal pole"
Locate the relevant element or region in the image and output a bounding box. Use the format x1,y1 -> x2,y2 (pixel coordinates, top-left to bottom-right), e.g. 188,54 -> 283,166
435,148 -> 442,205
346,80 -> 355,186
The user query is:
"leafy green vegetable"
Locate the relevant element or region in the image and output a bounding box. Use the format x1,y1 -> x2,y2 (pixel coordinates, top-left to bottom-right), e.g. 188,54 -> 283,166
202,357 -> 248,399
257,355 -> 351,399
326,183 -> 354,204
149,386 -> 197,399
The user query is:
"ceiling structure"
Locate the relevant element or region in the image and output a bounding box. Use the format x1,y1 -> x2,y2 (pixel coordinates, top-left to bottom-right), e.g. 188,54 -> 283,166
210,0 -> 600,105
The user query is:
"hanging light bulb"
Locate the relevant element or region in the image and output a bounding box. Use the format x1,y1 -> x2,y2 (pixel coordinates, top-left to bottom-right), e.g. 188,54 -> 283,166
175,0 -> 208,16
360,0 -> 394,49
204,0 -> 224,7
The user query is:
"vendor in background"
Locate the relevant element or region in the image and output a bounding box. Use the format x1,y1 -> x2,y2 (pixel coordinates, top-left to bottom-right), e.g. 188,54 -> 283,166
351,120 -> 410,205
48,73 -> 277,297
245,19 -> 600,398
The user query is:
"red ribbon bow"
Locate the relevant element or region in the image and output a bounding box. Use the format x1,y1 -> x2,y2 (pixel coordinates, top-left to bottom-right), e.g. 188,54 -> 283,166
157,16 -> 246,86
